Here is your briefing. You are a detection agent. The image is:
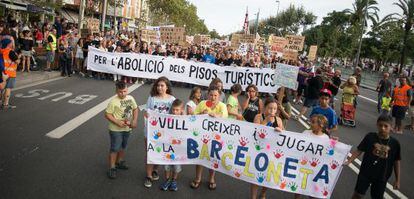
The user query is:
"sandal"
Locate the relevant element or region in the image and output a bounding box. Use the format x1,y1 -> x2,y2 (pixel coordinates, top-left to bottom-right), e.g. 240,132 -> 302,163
190,180 -> 201,189
208,182 -> 217,190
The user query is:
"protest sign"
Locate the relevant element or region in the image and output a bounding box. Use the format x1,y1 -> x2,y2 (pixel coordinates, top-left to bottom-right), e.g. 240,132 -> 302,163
283,50 -> 298,61
194,34 -> 211,46
231,33 -> 256,47
141,29 -> 158,43
269,35 -> 288,53
284,35 -> 305,51
147,111 -> 351,198
274,63 -> 299,90
87,47 -> 285,93
308,45 -> 318,61
160,27 -> 185,45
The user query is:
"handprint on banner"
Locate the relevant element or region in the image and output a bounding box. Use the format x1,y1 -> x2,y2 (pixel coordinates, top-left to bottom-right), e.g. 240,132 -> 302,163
300,156 -> 308,165
280,179 -> 287,189
289,182 -> 298,192
273,149 -> 284,159
165,153 -> 175,160
234,169 -> 241,178
326,145 -> 335,156
258,129 -> 267,139
256,173 -> 265,183
239,137 -> 249,146
192,129 -> 199,136
153,130 -> 162,140
322,187 -> 329,197
330,160 -> 339,170
155,146 -> 162,153
254,141 -> 263,151
149,117 -> 157,126
171,137 -> 182,145
189,115 -> 196,122
310,158 -> 320,167
212,159 -> 219,169
227,140 -> 234,150
214,134 -> 221,141
202,135 -> 210,144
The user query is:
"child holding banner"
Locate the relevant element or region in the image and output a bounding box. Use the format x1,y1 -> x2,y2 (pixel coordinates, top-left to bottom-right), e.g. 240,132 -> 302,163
345,115 -> 401,199
186,87 -> 202,115
242,84 -> 264,123
144,77 -> 176,188
190,85 -> 228,190
251,97 -> 284,199
227,84 -> 243,120
160,99 -> 184,191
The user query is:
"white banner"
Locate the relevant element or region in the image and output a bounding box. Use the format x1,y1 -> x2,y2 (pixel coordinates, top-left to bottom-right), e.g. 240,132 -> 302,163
274,63 -> 299,90
147,110 -> 351,198
87,47 -> 285,93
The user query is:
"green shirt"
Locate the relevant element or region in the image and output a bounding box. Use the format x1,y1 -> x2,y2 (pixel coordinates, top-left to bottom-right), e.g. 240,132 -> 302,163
226,95 -> 239,120
106,95 -> 137,132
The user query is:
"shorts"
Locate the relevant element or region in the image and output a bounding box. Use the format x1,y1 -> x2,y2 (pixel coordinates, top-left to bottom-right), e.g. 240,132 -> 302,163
109,131 -> 130,152
21,50 -> 32,57
354,174 -> 387,199
303,98 -> 319,108
392,105 -> 407,120
5,77 -> 15,89
46,51 -> 55,63
164,165 -> 182,173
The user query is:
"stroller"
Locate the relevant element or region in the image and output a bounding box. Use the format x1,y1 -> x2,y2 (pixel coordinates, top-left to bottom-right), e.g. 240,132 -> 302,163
339,92 -> 356,127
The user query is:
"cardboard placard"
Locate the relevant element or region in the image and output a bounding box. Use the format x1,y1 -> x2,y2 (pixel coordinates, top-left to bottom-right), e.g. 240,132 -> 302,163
160,27 -> 185,45
285,35 -> 305,51
193,35 -> 211,46
269,35 -> 288,53
283,50 -> 298,61
231,33 -> 256,47
141,29 -> 158,43
308,45 -> 318,61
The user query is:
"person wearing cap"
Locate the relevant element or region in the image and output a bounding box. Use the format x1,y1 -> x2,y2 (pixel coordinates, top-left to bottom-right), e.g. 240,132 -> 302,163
310,89 -> 338,134
1,38 -> 19,109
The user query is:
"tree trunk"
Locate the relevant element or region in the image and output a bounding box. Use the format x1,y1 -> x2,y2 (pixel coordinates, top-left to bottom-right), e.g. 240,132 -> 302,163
399,23 -> 412,74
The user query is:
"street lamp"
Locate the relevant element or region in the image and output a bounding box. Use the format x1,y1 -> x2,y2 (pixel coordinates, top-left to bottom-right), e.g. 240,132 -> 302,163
275,0 -> 280,16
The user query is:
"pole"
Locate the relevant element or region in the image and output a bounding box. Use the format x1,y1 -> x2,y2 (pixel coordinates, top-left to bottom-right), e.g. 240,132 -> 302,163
78,0 -> 85,37
114,3 -> 118,34
101,0 -> 108,32
355,0 -> 369,68
276,0 -> 280,16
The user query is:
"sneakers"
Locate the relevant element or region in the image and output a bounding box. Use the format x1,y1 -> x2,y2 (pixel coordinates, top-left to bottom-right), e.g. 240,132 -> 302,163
1,104 -> 16,110
144,177 -> 153,188
107,168 -> 117,179
160,179 -> 172,191
115,161 -> 129,170
169,180 -> 178,191
152,170 -> 159,181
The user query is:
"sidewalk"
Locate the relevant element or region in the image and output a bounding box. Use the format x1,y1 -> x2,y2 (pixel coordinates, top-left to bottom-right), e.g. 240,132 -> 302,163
14,71 -> 62,89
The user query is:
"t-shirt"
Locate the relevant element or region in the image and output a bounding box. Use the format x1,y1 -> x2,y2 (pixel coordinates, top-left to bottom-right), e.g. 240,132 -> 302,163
357,132 -> 401,181
306,76 -> 324,99
105,95 -> 138,132
378,79 -> 392,94
302,130 -> 330,141
186,100 -> 197,114
243,98 -> 260,123
82,41 -> 92,58
146,95 -> 176,114
226,95 -> 239,120
194,100 -> 228,118
310,106 -> 338,129
329,76 -> 342,96
202,54 -> 216,64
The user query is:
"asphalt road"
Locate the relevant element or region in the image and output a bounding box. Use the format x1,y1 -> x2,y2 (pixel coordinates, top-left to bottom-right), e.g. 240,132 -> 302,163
0,76 -> 413,199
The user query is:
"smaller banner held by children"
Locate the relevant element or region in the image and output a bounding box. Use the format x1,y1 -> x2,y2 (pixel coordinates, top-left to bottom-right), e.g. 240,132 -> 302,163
147,111 -> 351,198
274,63 -> 299,90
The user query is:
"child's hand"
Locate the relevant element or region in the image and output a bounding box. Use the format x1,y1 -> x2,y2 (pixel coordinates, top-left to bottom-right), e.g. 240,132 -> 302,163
143,112 -> 148,118
208,113 -> 217,118
117,120 -> 127,128
274,127 -> 283,132
202,110 -> 209,114
130,121 -> 137,128
236,114 -> 244,120
393,181 -> 400,190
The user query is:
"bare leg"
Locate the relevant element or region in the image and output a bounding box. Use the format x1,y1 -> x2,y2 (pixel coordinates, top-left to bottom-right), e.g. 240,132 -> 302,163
251,184 -> 259,199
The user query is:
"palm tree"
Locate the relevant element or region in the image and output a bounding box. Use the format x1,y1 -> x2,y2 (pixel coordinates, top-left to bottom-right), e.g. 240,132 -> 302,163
384,0 -> 414,73
344,0 -> 380,26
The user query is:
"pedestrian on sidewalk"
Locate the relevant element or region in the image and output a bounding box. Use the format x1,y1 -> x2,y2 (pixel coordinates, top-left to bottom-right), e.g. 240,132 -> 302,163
345,115 -> 401,199
376,72 -> 393,113
1,39 -> 19,109
58,36 -> 72,77
391,77 -> 411,134
44,28 -> 57,72
20,30 -> 34,73
105,81 -> 138,179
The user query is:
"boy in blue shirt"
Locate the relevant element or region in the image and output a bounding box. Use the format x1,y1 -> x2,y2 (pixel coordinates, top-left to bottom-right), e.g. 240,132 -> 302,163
202,48 -> 216,64
310,89 -> 338,134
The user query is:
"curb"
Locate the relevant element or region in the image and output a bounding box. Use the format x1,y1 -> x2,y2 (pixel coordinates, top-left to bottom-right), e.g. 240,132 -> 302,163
15,71 -> 62,88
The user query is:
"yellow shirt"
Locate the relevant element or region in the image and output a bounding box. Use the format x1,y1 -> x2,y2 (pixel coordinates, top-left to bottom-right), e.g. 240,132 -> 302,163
194,100 -> 228,118
106,95 -> 137,132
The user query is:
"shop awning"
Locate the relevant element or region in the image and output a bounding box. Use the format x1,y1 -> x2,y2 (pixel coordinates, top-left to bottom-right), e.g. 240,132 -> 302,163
60,8 -> 80,23
0,2 -> 27,11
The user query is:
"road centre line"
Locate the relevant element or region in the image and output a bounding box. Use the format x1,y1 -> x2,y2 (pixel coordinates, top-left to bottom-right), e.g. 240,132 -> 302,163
13,77 -> 66,91
45,83 -> 143,139
290,106 -> 408,199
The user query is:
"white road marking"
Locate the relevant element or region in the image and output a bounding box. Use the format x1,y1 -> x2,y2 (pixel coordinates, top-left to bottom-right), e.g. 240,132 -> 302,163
358,95 -> 377,104
12,77 -> 66,91
46,83 -> 143,139
291,106 -> 408,199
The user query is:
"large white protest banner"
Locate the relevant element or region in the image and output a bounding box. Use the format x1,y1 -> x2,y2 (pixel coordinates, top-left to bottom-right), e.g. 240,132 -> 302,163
146,110 -> 351,198
87,47 -> 285,93
274,63 -> 299,90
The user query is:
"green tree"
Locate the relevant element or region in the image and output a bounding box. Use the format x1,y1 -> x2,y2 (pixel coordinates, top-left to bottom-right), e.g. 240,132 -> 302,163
384,0 -> 414,72
209,29 -> 221,39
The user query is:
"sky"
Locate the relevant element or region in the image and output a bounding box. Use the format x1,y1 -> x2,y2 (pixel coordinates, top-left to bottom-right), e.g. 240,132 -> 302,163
186,0 -> 403,35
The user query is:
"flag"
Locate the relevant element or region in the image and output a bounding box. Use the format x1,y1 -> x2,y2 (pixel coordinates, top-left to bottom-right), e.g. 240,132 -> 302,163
243,7 -> 250,35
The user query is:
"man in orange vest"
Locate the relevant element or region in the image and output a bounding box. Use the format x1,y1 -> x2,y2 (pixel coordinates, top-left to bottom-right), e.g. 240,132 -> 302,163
1,38 -> 19,109
391,77 -> 412,134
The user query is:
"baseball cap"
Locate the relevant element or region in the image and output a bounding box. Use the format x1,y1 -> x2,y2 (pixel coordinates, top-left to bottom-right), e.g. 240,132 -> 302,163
320,89 -> 332,97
